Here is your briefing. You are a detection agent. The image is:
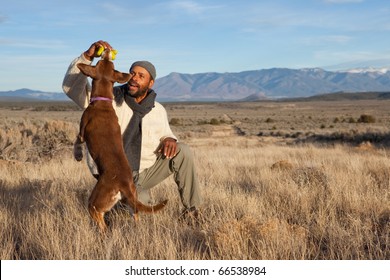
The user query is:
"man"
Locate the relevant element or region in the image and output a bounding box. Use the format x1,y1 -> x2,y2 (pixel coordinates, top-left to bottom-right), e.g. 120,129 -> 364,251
62,40 -> 202,221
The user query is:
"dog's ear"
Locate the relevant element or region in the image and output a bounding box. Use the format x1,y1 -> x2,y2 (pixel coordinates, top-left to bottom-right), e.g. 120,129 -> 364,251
77,63 -> 97,79
113,71 -> 132,84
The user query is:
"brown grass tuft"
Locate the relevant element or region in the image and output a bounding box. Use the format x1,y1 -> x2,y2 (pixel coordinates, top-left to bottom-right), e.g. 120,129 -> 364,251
210,215 -> 309,259
271,160 -> 294,171
292,166 -> 328,188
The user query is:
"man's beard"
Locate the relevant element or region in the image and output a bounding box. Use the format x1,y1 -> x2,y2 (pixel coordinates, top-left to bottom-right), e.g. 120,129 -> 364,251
127,82 -> 149,98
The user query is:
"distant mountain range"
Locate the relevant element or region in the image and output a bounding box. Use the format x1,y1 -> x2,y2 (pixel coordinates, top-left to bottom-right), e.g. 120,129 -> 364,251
0,88 -> 67,101
2,67 -> 390,102
154,67 -> 390,101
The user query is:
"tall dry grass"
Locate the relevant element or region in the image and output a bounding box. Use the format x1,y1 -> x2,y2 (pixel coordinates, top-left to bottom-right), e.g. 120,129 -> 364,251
0,115 -> 389,260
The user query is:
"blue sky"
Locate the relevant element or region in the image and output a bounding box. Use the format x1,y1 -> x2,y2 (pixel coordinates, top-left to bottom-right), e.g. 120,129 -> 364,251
2,0 -> 390,92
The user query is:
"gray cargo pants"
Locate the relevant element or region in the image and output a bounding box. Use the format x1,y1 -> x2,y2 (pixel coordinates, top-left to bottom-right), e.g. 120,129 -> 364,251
135,143 -> 202,210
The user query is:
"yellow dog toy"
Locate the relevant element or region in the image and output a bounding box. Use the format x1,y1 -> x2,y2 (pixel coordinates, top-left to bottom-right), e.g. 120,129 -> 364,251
96,46 -> 118,60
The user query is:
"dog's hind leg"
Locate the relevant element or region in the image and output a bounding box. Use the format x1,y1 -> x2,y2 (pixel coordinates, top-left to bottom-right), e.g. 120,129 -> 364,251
88,180 -> 123,233
88,205 -> 107,233
88,180 -> 111,233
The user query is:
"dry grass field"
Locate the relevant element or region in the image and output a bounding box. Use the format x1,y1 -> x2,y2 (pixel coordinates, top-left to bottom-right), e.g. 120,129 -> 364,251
0,99 -> 389,260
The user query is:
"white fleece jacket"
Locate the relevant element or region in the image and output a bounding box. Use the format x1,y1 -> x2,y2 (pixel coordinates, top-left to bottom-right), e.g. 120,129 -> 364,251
62,54 -> 177,173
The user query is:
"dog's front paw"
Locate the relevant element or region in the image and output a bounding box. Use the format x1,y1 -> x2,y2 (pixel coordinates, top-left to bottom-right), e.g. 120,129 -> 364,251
73,143 -> 83,161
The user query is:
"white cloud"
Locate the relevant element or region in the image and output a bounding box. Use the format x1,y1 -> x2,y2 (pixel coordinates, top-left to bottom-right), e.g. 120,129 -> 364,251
303,35 -> 352,46
323,35 -> 352,44
313,50 -> 390,64
0,38 -> 67,50
169,0 -> 206,14
167,0 -> 222,15
178,1 -> 202,13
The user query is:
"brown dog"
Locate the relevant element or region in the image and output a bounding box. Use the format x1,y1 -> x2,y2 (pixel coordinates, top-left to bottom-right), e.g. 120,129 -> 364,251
74,50 -> 167,233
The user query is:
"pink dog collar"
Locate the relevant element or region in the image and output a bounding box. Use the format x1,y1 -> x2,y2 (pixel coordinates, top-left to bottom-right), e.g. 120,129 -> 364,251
90,97 -> 113,103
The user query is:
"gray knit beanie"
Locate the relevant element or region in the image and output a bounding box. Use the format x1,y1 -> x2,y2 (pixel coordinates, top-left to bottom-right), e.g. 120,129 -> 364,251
130,61 -> 156,80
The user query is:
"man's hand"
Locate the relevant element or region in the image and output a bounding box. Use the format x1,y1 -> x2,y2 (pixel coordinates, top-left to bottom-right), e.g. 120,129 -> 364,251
159,137 -> 177,159
83,40 -> 113,61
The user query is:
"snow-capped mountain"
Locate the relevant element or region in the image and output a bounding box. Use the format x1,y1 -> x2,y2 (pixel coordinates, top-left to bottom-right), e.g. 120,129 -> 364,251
340,67 -> 390,74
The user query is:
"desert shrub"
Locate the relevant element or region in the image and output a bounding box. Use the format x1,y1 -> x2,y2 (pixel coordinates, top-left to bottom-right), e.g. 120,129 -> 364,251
169,118 -> 181,126
290,132 -> 303,138
195,118 -> 221,125
357,114 -> 376,123
31,120 -> 76,160
272,130 -> 286,137
0,119 -> 77,162
197,120 -> 209,125
210,118 -> 220,125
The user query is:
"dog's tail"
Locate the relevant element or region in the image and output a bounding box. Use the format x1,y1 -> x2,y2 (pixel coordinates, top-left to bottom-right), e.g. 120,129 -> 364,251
132,199 -> 168,213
